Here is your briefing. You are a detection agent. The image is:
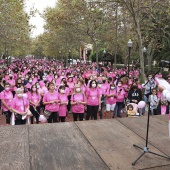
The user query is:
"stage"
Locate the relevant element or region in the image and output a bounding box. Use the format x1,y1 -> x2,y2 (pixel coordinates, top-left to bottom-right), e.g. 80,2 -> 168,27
0,115 -> 169,170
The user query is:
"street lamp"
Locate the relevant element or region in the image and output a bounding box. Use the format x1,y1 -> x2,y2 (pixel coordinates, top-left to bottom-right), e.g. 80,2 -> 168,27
68,49 -> 71,65
143,47 -> 147,66
143,47 -> 147,53
103,49 -> 106,66
59,51 -> 61,61
127,39 -> 133,77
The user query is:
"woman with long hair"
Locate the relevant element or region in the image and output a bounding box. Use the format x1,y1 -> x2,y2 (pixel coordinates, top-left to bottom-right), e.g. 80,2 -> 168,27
0,83 -> 13,124
76,78 -> 86,93
128,82 -> 142,104
28,85 -> 41,124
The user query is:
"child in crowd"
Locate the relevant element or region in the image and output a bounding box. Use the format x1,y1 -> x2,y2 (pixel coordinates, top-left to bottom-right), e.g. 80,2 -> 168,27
150,88 -> 158,115
127,104 -> 136,117
106,83 -> 117,119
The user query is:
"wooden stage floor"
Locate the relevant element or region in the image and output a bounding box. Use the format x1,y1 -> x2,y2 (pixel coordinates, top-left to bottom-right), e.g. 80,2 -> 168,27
0,115 -> 170,170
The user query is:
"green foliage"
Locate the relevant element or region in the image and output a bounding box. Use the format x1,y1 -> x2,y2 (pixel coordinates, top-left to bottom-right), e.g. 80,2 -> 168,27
0,0 -> 31,56
29,0 -> 170,70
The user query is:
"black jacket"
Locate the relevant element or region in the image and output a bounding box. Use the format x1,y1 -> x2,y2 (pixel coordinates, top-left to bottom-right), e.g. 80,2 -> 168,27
128,89 -> 142,103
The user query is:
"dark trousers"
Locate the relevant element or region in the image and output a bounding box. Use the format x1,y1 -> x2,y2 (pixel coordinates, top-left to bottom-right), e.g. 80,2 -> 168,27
67,95 -> 71,112
4,111 -> 11,124
59,116 -> 65,122
86,105 -> 99,120
114,102 -> 123,117
30,105 -> 40,124
48,112 -> 58,123
15,119 -> 26,125
150,108 -> 158,115
73,113 -> 84,121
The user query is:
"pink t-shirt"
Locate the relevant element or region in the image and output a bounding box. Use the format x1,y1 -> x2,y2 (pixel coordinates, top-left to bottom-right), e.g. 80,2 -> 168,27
106,89 -> 117,104
10,96 -> 29,112
43,91 -> 59,112
65,87 -> 70,96
7,79 -> 15,86
86,88 -> 100,106
71,93 -> 86,113
116,87 -> 126,102
98,87 -> 104,96
32,78 -> 38,85
122,84 -> 129,98
41,86 -> 48,94
84,72 -> 91,79
39,80 -> 45,88
26,83 -> 32,89
101,83 -> 109,95
0,90 -> 13,111
157,91 -> 162,99
58,93 -> 68,117
67,82 -> 74,95
55,79 -> 61,86
81,85 -> 86,93
138,84 -> 142,90
46,75 -> 54,82
28,92 -> 41,106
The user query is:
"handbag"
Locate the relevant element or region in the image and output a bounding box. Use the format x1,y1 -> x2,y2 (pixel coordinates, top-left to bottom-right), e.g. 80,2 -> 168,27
15,114 -> 22,120
44,110 -> 52,118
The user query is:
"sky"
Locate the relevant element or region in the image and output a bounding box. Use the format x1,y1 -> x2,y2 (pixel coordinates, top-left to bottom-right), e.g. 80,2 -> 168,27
25,0 -> 58,37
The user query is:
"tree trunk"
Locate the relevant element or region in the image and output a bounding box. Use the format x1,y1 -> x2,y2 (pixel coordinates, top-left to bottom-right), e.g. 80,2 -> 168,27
148,49 -> 154,72
136,21 -> 145,83
94,43 -> 99,69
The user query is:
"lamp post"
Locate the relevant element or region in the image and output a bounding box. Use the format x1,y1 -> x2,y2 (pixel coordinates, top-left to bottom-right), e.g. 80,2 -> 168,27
69,49 -> 71,65
143,47 -> 147,66
103,49 -> 106,65
127,39 -> 133,77
59,51 -> 61,61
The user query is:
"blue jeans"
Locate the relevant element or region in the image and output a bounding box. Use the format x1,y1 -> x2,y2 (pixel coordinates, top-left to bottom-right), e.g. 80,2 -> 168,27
113,102 -> 123,117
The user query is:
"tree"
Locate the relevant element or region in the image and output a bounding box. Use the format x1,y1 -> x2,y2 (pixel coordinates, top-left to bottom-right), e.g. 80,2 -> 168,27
0,0 -> 31,58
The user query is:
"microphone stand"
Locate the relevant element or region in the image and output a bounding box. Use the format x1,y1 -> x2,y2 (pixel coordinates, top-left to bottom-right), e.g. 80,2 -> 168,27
132,67 -> 170,166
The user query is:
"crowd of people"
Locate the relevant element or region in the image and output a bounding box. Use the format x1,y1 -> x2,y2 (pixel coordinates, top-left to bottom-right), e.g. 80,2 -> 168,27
0,58 -> 169,125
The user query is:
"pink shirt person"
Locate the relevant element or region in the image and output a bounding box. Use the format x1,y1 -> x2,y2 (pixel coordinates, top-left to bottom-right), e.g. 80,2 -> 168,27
28,92 -> 41,106
1,90 -> 13,111
116,86 -> 126,102
106,88 -> 117,105
86,88 -> 100,106
71,93 -> 86,113
58,93 -> 68,117
10,96 -> 29,113
43,91 -> 59,112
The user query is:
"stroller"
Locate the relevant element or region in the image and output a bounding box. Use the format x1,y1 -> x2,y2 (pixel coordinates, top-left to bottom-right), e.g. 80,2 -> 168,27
126,100 -> 140,117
